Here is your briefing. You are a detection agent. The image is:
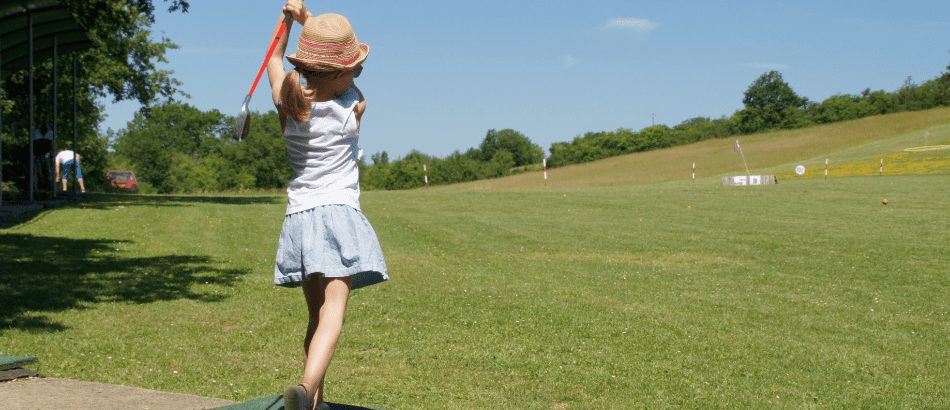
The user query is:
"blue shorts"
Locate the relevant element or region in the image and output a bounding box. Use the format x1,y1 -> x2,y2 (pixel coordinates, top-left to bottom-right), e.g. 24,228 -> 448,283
274,204 -> 388,290
61,160 -> 83,180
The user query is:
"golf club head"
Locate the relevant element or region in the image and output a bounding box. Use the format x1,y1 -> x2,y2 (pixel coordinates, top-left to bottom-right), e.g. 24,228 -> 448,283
234,95 -> 252,141
234,13 -> 290,142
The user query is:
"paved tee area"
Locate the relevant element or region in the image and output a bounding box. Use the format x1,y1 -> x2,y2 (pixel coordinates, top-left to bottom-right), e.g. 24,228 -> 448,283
0,377 -> 238,410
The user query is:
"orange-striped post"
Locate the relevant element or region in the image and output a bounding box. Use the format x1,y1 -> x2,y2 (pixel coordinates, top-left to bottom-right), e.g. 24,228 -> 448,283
824,158 -> 828,180
424,164 -> 429,189
692,163 -> 695,183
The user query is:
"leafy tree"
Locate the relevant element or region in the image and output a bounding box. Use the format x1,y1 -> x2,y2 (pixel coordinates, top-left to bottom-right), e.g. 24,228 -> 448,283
384,151 -> 426,190
115,102 -> 227,193
913,77 -> 950,109
669,117 -> 709,145
64,0 -> 188,105
204,154 -> 255,191
668,117 -> 735,145
547,134 -> 596,167
477,129 -> 544,167
736,71 -> 808,133
861,89 -> 902,115
634,125 -> 671,151
370,151 -> 390,166
166,153 -> 216,192
217,110 -> 291,190
897,76 -> 919,109
546,125 -> 677,168
430,151 -> 482,185
359,162 -> 389,190
485,150 -> 515,178
814,94 -> 862,123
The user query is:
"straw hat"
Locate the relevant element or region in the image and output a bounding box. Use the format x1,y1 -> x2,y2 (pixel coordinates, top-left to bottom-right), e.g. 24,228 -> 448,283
286,13 -> 369,71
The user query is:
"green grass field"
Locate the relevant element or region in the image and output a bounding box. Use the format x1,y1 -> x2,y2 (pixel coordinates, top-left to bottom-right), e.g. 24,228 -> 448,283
2,110 -> 950,409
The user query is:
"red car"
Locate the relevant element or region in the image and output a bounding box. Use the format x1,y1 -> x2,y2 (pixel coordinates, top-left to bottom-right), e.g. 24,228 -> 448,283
104,170 -> 139,193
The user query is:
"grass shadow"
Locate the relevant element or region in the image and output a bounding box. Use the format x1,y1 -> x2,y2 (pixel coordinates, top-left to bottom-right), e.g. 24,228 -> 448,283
1,193 -> 284,229
0,232 -> 250,334
76,193 -> 285,210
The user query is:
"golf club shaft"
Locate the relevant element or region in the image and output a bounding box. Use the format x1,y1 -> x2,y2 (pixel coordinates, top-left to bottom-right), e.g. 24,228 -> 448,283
248,12 -> 293,97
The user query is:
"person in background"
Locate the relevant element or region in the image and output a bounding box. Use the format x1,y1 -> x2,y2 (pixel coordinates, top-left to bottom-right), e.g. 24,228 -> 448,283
32,123 -> 57,191
55,149 -> 85,193
32,123 -> 56,155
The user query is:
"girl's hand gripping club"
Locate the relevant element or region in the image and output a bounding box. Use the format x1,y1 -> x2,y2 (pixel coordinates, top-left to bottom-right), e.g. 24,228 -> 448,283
234,13 -> 293,141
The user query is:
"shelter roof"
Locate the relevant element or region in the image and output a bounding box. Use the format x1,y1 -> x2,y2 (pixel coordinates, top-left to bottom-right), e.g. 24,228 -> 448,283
0,0 -> 98,80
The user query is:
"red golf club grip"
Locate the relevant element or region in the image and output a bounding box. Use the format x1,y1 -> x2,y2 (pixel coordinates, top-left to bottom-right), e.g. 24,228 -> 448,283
248,13 -> 293,97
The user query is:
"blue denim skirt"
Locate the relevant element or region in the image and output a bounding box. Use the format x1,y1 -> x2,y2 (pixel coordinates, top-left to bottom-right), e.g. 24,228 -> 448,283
274,204 -> 388,289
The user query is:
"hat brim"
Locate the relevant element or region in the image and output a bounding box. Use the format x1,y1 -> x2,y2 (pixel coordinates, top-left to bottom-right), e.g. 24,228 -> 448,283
287,44 -> 369,72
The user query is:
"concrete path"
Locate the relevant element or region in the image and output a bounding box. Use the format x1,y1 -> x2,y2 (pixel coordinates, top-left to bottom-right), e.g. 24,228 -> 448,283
0,377 -> 238,410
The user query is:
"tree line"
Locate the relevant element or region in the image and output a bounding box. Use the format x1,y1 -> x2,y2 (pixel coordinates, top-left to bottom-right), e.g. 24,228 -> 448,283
74,62 -> 950,194
114,110 -> 545,193
358,128 -> 544,190
547,68 -> 950,168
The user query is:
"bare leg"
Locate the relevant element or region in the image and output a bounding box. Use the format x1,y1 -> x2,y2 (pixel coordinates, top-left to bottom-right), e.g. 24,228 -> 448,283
77,178 -> 85,192
301,275 -> 352,405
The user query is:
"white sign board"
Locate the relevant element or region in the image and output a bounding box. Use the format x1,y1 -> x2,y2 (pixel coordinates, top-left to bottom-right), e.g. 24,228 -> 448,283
723,175 -> 777,186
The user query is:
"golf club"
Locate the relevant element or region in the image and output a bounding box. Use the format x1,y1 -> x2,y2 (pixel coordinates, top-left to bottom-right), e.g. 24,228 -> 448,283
234,12 -> 293,141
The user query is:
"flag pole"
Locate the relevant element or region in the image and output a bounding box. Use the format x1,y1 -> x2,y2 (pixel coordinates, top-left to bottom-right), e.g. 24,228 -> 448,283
736,139 -> 751,178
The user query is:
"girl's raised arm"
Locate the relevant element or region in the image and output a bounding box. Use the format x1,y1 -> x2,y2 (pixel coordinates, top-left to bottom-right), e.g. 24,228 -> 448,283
267,1 -> 310,108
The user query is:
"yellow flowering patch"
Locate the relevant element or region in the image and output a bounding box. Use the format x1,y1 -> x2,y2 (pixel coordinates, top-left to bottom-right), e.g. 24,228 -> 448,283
776,148 -> 950,180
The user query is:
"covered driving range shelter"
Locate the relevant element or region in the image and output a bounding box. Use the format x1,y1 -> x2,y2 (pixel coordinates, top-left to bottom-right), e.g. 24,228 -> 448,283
0,0 -> 97,210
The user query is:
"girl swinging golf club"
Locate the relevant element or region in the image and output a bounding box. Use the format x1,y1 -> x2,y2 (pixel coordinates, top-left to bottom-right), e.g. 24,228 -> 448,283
266,1 -> 387,409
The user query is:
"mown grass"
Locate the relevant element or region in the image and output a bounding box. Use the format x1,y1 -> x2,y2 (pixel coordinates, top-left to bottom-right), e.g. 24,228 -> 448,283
3,109 -> 950,408
2,171 -> 949,408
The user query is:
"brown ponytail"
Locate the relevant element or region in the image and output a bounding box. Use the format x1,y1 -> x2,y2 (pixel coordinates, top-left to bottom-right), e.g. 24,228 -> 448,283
280,69 -> 311,124
280,68 -> 348,124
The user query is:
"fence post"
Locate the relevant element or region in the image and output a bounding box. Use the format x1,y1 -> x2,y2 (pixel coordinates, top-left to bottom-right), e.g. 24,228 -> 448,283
543,159 -> 548,188
423,164 -> 429,189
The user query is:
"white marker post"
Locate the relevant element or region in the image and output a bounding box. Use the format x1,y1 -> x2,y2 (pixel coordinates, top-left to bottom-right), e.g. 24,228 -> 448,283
543,158 -> 548,188
424,164 -> 429,189
825,158 -> 828,180
880,159 -> 883,176
692,163 -> 695,183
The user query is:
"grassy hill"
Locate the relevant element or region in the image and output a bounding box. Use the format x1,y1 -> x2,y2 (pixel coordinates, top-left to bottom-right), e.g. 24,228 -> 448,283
446,106 -> 950,189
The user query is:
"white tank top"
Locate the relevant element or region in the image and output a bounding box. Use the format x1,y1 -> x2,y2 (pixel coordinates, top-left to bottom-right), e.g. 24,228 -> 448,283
283,87 -> 361,215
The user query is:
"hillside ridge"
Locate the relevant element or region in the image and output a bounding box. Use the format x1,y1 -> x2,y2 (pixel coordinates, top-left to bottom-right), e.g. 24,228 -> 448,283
444,106 -> 950,189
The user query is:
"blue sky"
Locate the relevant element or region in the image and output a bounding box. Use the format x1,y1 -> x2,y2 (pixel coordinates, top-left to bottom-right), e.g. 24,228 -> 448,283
100,0 -> 950,159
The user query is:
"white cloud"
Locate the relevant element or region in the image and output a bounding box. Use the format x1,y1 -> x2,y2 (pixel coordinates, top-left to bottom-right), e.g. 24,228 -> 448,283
605,18 -> 660,33
743,63 -> 788,70
564,55 -> 575,69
